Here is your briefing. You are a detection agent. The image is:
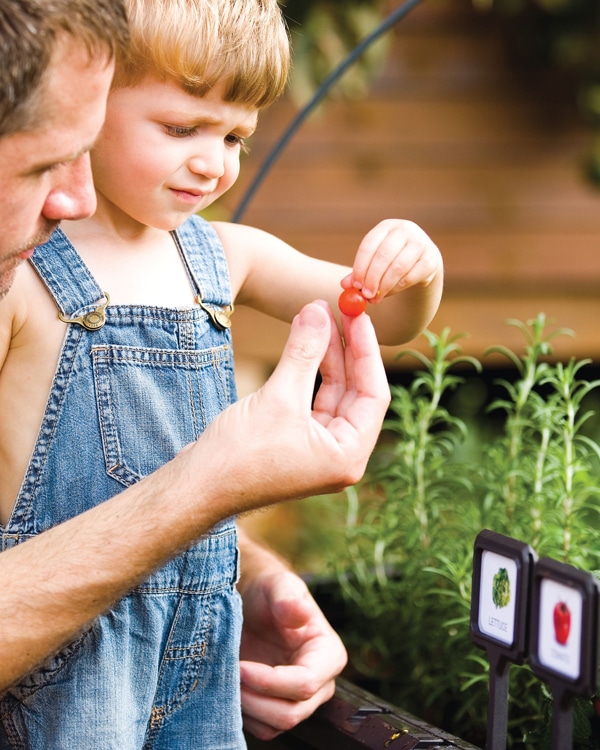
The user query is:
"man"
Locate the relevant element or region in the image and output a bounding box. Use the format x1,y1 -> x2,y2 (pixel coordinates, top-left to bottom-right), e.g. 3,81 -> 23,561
0,0 -> 124,298
0,0 -> 391,744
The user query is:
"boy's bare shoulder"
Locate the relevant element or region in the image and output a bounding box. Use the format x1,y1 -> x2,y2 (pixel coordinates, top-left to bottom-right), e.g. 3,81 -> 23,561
211,220 -> 276,246
210,220 -> 292,281
0,266 -> 30,368
1,262 -> 46,329
0,261 -> 63,368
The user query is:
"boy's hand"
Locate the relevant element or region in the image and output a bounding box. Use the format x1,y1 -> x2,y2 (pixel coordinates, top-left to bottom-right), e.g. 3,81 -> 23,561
340,218 -> 442,303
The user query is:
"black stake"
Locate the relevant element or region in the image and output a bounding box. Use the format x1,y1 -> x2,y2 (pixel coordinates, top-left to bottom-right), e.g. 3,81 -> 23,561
485,650 -> 511,750
550,686 -> 574,750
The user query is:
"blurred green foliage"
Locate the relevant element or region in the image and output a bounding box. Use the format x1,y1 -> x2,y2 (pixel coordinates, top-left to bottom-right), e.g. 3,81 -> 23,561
280,0 -> 391,104
472,0 -> 600,182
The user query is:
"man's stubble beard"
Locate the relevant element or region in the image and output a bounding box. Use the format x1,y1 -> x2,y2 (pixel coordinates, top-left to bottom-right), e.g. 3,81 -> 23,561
0,221 -> 59,300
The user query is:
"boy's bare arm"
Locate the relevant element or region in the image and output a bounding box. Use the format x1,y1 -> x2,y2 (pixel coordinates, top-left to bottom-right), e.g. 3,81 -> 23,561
0,302 -> 390,693
215,218 -> 444,347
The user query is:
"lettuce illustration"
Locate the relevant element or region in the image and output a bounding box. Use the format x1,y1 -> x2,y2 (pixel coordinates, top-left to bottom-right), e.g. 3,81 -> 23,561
492,567 -> 510,608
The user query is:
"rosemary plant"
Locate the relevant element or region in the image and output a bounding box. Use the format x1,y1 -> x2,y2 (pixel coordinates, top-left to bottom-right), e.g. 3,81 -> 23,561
325,314 -> 600,748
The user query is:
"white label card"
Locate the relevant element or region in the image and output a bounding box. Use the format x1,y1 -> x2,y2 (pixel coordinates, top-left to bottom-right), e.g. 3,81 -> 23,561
537,578 -> 583,681
478,550 -> 518,646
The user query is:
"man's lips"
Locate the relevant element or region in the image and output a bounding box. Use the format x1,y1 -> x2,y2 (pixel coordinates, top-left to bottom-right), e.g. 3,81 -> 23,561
17,247 -> 36,261
15,223 -> 58,261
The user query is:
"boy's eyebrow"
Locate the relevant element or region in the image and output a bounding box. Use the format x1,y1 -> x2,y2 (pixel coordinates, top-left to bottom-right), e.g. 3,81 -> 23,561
161,109 -> 258,137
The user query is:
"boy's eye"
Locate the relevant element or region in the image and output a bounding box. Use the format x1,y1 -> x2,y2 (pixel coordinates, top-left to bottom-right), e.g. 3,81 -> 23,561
164,124 -> 197,138
225,133 -> 243,147
225,133 -> 250,154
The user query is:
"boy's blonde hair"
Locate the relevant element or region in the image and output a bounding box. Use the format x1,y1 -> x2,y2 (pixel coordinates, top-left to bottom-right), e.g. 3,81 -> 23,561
115,0 -> 290,109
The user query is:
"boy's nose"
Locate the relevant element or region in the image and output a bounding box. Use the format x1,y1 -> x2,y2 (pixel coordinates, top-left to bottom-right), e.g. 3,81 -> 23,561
188,147 -> 225,180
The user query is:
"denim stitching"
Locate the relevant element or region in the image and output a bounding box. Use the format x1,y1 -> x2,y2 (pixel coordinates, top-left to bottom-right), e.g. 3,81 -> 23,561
6,324 -> 84,532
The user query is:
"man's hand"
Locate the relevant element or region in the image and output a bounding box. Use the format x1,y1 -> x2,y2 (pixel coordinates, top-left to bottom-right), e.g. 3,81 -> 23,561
195,300 -> 391,515
238,555 -> 347,740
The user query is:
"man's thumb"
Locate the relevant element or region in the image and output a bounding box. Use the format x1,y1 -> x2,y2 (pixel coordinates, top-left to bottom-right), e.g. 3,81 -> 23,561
268,301 -> 332,390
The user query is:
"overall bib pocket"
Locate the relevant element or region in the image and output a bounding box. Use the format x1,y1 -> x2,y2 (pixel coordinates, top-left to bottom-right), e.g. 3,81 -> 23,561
92,344 -> 234,486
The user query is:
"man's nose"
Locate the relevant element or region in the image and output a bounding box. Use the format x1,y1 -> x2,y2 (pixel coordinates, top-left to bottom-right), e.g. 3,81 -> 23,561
42,154 -> 97,222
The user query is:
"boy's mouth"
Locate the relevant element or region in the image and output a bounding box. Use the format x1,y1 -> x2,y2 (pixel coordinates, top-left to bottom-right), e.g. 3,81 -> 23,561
171,187 -> 205,198
169,187 -> 208,205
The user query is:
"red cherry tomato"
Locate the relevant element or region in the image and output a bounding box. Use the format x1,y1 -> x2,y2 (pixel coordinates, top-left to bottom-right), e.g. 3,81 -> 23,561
338,288 -> 367,317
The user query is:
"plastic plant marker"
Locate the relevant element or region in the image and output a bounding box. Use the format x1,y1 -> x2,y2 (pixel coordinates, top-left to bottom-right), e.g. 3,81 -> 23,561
529,558 -> 600,750
470,530 -> 536,750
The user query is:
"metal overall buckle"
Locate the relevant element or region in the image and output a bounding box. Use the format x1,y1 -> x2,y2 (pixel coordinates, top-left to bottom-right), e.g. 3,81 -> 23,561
58,292 -> 110,331
195,295 -> 234,330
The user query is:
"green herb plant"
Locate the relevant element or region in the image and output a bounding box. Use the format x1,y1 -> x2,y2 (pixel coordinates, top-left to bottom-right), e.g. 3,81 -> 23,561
323,314 -> 600,749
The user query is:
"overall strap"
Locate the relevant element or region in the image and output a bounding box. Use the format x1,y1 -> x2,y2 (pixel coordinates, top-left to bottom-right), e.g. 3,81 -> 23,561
29,228 -> 107,327
173,215 -> 233,307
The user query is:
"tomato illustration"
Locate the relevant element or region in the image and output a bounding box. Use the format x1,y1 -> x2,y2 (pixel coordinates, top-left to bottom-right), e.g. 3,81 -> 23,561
338,288 -> 367,317
553,601 -> 571,645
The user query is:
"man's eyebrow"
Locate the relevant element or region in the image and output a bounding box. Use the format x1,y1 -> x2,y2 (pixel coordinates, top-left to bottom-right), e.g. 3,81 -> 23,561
25,143 -> 94,175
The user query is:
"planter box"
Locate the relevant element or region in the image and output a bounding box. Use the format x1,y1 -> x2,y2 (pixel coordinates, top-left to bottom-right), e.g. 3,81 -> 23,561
245,677 -> 481,749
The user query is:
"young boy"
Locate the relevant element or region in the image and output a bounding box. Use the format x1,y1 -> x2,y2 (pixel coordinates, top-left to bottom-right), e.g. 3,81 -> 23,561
0,0 -> 443,746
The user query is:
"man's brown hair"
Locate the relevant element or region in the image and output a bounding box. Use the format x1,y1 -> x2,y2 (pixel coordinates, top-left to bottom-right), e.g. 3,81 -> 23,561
0,0 -> 129,137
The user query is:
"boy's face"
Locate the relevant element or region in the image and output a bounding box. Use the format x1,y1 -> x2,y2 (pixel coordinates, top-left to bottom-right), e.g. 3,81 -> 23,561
0,36 -> 114,300
91,75 -> 258,231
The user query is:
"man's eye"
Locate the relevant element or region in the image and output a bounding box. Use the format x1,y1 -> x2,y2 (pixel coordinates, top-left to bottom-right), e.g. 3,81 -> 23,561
33,161 -> 64,177
164,125 -> 197,138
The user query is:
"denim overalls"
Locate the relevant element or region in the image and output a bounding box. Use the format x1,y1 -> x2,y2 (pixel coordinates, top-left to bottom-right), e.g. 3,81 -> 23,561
0,216 -> 246,749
